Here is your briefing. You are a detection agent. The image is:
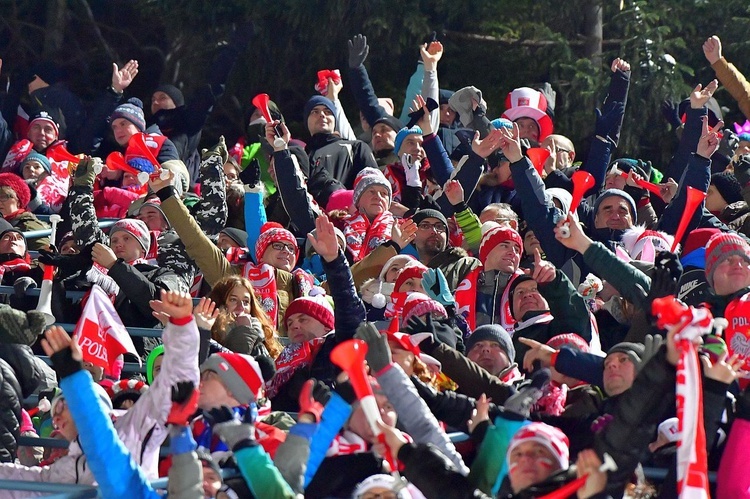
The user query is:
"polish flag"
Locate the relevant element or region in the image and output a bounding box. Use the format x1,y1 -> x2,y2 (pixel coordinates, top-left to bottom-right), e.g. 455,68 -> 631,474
75,285 -> 139,374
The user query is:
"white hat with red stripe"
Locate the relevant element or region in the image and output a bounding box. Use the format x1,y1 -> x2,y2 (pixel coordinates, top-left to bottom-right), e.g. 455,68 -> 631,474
201,353 -> 264,405
507,422 -> 570,470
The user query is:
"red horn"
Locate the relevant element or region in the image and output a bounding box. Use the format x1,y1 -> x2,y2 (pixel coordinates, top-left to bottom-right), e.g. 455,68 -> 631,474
330,340 -> 372,400
569,171 -> 595,215
46,142 -> 80,164
671,186 -> 706,252
525,148 -> 550,176
105,152 -> 133,174
251,93 -> 273,123
619,172 -> 663,199
128,133 -> 160,166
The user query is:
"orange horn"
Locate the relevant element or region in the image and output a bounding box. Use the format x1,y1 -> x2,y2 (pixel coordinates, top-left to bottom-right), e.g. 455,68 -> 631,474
128,133 -> 160,167
525,148 -> 550,176
569,171 -> 595,215
671,186 -> 706,252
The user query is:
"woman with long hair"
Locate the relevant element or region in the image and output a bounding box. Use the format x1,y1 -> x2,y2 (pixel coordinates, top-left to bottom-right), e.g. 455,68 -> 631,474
195,275 -> 282,359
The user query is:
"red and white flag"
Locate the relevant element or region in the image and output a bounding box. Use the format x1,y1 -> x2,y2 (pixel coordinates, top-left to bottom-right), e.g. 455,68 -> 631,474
454,267 -> 480,330
74,285 -> 139,375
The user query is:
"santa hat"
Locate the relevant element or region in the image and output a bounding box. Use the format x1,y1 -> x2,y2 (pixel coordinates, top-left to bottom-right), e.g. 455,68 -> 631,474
255,222 -> 298,262
284,295 -> 335,331
386,331 -> 441,371
621,226 -> 676,260
200,352 -> 265,405
393,261 -> 429,293
502,87 -> 554,141
478,222 -> 523,265
400,292 -> 447,326
0,173 -> 31,209
507,422 -> 569,470
109,219 -> 151,253
106,379 -> 149,409
705,232 -> 750,288
353,167 -> 392,209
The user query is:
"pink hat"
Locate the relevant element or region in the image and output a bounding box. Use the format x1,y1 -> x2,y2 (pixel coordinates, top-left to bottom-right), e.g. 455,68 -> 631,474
326,189 -> 354,213
502,87 -> 554,141
400,292 -> 447,326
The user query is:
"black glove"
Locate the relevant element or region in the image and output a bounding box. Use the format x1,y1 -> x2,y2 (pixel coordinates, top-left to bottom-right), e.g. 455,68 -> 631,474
38,245 -> 93,279
502,368 -> 550,419
333,379 -> 357,405
50,346 -> 82,380
206,404 -> 257,451
661,99 -> 682,130
635,251 -> 683,315
13,276 -> 37,298
347,34 -> 369,68
594,101 -> 625,145
734,153 -> 750,188
737,385 -> 750,421
538,82 -> 556,118
354,322 -> 392,373
405,97 -> 439,128
239,158 -> 261,187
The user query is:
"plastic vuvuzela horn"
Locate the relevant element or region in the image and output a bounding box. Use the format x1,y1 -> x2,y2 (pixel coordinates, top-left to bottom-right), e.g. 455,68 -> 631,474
252,93 -> 285,148
671,186 -> 706,252
559,170 -> 595,238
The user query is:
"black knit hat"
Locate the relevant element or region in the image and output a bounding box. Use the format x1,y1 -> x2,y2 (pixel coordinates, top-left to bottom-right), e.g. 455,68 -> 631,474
465,324 -> 516,361
508,274 -> 535,319
606,342 -> 645,370
372,115 -> 404,133
412,209 -> 448,233
710,172 -> 743,205
220,227 -> 248,248
153,84 -> 185,108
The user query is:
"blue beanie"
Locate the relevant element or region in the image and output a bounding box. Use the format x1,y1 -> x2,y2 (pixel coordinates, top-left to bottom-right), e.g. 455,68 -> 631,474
593,189 -> 637,220
303,96 -> 336,121
110,97 -> 146,132
465,325 -> 516,362
394,126 -> 423,155
21,151 -> 51,174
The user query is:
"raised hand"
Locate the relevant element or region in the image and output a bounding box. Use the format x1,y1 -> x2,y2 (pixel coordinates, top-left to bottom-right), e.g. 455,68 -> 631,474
519,337 -> 556,372
307,213 -> 341,263
264,120 -> 290,152
193,297 -> 219,330
443,180 -> 465,206
148,168 -> 174,194
409,94 -> 433,135
91,242 -> 117,270
420,41 -> 444,71
575,449 -> 608,499
690,80 -> 719,110
150,289 -> 194,321
348,34 -> 369,68
471,128 -> 504,159
696,116 -> 724,159
390,218 -> 417,249
554,215 -> 592,254
467,393 -> 491,434
529,248 -> 555,284
659,177 -> 678,203
702,36 -> 722,65
497,122 -> 523,163
111,60 -> 139,93
610,58 -> 631,73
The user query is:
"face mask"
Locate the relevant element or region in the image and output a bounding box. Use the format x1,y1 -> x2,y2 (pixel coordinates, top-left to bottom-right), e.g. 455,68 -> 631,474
602,295 -> 630,325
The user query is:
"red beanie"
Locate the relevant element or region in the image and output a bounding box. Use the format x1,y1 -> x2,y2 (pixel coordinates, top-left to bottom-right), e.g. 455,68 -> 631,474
705,232 -> 750,288
479,222 -> 523,265
255,222 -> 298,262
284,296 -> 335,331
393,261 -> 429,293
681,228 -> 720,257
0,173 -> 31,209
400,292 -> 447,326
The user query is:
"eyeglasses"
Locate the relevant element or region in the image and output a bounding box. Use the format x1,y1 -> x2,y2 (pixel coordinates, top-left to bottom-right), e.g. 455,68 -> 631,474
225,173 -> 239,181
270,242 -> 296,253
0,193 -> 16,202
417,222 -> 446,233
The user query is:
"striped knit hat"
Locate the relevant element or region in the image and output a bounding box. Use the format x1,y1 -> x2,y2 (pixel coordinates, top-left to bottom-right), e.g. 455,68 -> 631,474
353,167 -> 392,209
200,353 -> 264,405
507,422 -> 569,470
255,222 -> 298,262
705,232 -> 750,288
478,222 -> 523,265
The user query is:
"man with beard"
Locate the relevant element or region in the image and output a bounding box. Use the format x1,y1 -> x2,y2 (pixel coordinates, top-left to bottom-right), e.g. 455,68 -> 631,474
411,208 -> 480,292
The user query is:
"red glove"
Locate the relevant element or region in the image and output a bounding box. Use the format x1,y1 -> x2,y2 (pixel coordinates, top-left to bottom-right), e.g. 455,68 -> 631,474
167,381 -> 199,427
298,379 -> 328,423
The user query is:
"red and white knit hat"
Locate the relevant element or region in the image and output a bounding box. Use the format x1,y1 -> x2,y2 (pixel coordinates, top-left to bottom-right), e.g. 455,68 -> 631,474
393,261 -> 429,293
353,167 -> 392,209
479,222 -> 523,265
284,295 -> 335,331
200,352 -> 264,405
705,232 -> 750,288
546,333 -> 590,353
255,222 -> 298,261
507,422 -> 570,470
400,292 -> 447,326
110,218 -> 151,253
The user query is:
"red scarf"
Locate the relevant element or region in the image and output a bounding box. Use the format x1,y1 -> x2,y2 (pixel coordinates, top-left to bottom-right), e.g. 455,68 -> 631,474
242,263 -> 279,326
0,256 -> 31,283
266,336 -> 328,398
343,210 -> 394,262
